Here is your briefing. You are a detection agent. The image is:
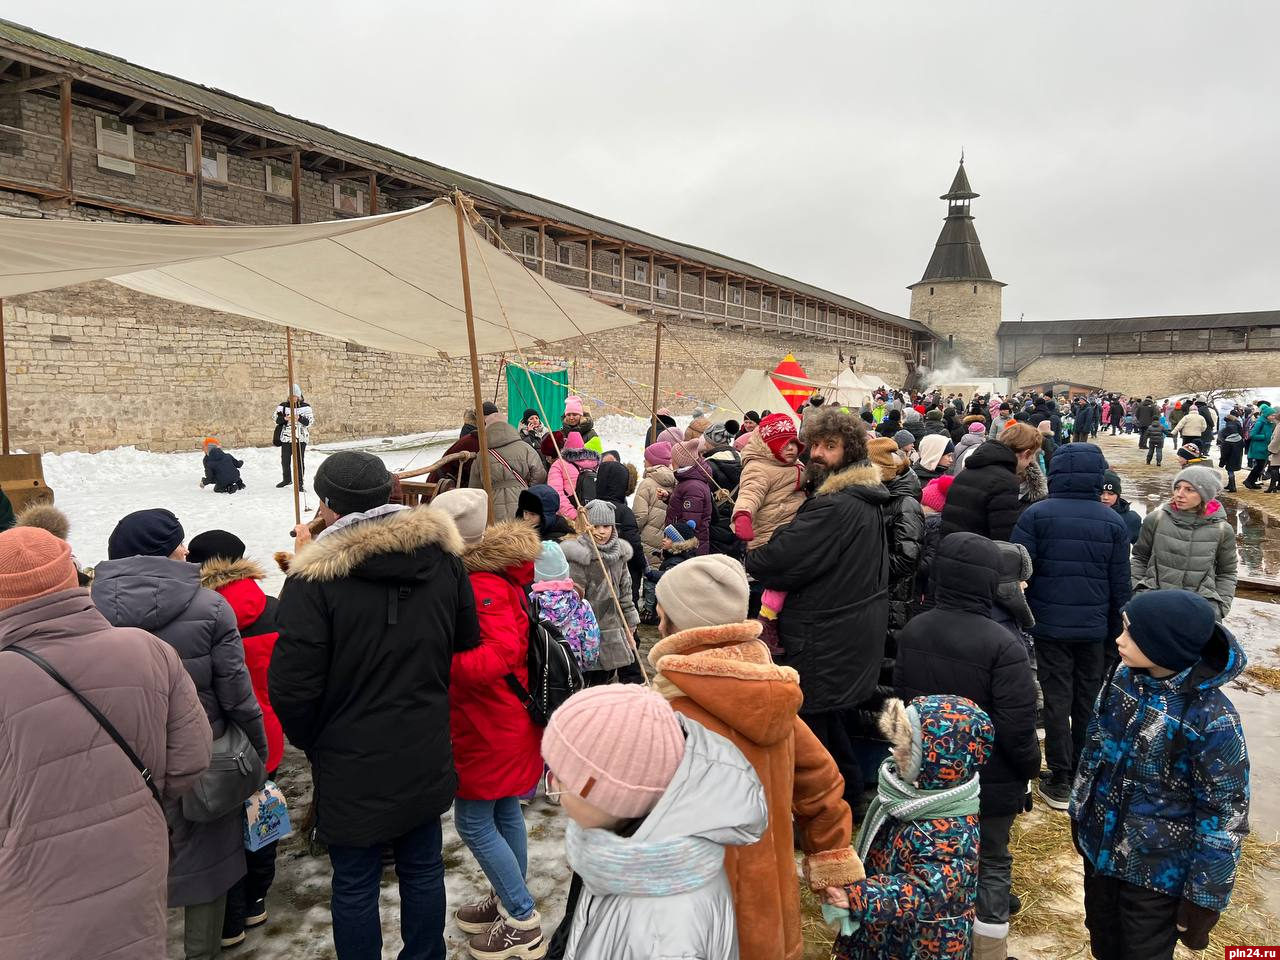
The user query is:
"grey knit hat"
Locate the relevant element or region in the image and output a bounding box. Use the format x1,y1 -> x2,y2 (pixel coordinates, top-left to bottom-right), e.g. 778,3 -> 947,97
655,554 -> 750,631
1172,465 -> 1224,505
893,429 -> 915,450
314,451 -> 393,516
585,499 -> 616,526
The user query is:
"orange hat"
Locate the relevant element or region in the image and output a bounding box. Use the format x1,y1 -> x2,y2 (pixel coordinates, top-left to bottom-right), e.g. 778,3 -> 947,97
0,527 -> 79,611
202,437 -> 220,451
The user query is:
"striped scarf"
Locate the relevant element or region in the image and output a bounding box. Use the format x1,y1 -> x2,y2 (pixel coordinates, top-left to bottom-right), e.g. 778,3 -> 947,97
855,759 -> 981,861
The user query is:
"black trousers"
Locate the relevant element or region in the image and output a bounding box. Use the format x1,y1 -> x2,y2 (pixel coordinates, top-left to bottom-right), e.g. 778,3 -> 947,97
1245,459 -> 1267,486
1082,859 -> 1179,960
1146,444 -> 1163,465
1037,638 -> 1105,779
281,442 -> 307,483
805,709 -> 863,804
222,840 -> 279,938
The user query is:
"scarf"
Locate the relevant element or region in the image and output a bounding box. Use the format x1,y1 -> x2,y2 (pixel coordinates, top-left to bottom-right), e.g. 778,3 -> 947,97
854,759 -> 981,861
564,819 -> 724,898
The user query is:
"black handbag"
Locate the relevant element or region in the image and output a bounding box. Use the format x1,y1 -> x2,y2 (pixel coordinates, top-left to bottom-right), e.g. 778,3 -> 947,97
4,645 -> 163,810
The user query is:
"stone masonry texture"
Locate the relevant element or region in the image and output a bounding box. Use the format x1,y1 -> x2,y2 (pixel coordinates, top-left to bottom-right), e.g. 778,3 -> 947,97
909,279 -> 1003,377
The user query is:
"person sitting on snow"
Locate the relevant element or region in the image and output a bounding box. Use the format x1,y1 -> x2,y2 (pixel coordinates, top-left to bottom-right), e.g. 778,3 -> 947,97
200,437 -> 245,494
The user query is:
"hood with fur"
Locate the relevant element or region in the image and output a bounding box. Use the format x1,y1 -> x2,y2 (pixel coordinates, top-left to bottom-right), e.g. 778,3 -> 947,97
649,621 -> 802,747
198,556 -> 266,592
461,520 -> 542,575
814,461 -> 890,504
288,505 -> 464,583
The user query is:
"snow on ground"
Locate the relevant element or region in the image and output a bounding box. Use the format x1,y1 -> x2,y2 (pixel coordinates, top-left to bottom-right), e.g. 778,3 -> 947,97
42,414 -> 659,593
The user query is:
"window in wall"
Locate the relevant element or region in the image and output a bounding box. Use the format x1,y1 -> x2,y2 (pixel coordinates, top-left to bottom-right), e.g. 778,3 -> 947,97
1141,330 -> 1173,352
947,334 -> 955,349
730,285 -> 742,305
1108,332 -> 1142,353
763,294 -> 774,312
779,301 -> 790,316
612,257 -> 621,277
1210,327 -> 1247,352
558,244 -> 572,265
930,287 -> 935,296
634,262 -> 647,283
95,116 -> 135,174
1246,326 -> 1280,350
332,182 -> 365,215
185,142 -> 228,183
522,233 -> 538,257
0,95 -> 23,156
265,161 -> 293,199
656,272 -> 668,293
1075,334 -> 1109,354
1170,329 -> 1211,352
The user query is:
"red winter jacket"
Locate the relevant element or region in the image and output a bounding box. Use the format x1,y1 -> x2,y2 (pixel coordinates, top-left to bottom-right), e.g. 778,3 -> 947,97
450,522 -> 544,801
201,558 -> 285,774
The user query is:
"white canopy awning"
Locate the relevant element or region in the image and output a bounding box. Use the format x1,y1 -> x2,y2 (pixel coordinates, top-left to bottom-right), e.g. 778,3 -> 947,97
0,199 -> 640,359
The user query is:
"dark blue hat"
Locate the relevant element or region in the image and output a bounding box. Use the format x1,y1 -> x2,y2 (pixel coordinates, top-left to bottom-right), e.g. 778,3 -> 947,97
1124,590 -> 1215,673
108,508 -> 184,560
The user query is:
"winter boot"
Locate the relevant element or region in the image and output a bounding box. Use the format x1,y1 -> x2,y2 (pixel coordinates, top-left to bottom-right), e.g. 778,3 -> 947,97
756,616 -> 784,657
1267,469 -> 1280,493
467,905 -> 547,960
973,933 -> 1012,960
455,892 -> 501,935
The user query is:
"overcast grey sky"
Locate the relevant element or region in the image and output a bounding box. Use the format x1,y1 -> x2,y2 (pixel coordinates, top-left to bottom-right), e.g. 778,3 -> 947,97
14,2 -> 1279,323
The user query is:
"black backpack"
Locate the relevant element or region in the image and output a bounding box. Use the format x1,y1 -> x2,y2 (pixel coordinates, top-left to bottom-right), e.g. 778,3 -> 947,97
504,591 -> 584,726
573,465 -> 599,509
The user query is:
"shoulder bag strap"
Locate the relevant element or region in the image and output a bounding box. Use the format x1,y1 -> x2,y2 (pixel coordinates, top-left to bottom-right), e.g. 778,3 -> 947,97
3,645 -> 164,809
488,447 -> 529,488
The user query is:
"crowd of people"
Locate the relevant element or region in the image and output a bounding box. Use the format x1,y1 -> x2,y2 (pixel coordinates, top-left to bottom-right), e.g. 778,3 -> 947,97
0,384 -> 1257,960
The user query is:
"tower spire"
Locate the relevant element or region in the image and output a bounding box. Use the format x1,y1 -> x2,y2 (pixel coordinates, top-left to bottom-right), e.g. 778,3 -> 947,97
920,158 -> 990,281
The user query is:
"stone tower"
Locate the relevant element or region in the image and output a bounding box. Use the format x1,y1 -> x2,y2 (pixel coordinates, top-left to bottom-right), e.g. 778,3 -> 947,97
908,159 -> 1005,376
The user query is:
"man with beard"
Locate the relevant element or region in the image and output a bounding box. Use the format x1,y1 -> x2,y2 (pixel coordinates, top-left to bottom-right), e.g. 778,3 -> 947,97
539,395 -> 600,460
745,407 -> 890,803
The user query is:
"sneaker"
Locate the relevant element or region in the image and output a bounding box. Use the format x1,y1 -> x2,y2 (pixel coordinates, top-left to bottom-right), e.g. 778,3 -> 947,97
1040,777 -> 1072,811
468,909 -> 547,960
220,932 -> 246,949
245,899 -> 268,928
455,893 -> 500,935
275,480 -> 291,488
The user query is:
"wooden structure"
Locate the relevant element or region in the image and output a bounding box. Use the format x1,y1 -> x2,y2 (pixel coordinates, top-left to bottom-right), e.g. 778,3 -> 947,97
0,451 -> 52,512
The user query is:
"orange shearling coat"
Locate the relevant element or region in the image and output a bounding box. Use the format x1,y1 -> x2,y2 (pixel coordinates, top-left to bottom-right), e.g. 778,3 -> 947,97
649,620 -> 864,960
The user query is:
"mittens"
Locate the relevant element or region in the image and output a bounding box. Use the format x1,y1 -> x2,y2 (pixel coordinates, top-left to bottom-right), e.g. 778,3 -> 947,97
732,511 -> 755,542
1176,899 -> 1220,950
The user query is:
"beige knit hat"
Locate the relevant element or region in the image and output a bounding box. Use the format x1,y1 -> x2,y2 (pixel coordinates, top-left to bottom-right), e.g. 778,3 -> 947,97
656,554 -> 750,631
432,488 -> 489,545
541,685 -> 686,819
0,527 -> 80,611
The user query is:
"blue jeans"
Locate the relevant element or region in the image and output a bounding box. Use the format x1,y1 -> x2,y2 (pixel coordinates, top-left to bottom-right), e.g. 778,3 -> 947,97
453,797 -> 534,920
328,818 -> 445,960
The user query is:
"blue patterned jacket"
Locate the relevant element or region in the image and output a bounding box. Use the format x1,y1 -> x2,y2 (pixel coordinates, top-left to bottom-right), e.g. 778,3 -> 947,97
1070,622 -> 1250,910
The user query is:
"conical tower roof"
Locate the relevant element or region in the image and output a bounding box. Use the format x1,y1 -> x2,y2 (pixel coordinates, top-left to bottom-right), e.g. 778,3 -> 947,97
917,159 -> 996,283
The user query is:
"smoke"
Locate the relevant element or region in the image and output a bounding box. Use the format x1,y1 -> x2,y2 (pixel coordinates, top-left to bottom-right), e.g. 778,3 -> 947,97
918,357 -> 978,389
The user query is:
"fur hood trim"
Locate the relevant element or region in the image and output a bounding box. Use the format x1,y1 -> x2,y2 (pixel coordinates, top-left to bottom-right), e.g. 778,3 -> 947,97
649,621 -> 799,685
815,461 -> 884,497
200,556 -> 266,591
289,506 -> 464,582
462,520 -> 542,574
803,847 -> 867,891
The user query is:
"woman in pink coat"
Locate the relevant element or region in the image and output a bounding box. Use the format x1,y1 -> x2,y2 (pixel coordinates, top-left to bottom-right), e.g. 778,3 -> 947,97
545,430 -> 599,520
0,527 -> 212,960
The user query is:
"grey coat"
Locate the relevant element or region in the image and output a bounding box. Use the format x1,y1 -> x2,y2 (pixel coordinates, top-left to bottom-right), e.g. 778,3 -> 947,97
1131,503 -> 1238,620
0,590 -> 211,960
562,716 -> 768,960
562,533 -> 640,672
92,556 -> 267,906
468,420 -> 548,522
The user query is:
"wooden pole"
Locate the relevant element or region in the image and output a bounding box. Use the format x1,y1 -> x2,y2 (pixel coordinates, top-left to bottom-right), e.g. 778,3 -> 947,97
453,190 -> 493,523
650,319 -> 662,445
290,150 -> 302,226
59,78 -> 73,195
286,329 -> 302,525
191,121 -> 203,220
0,298 -> 8,455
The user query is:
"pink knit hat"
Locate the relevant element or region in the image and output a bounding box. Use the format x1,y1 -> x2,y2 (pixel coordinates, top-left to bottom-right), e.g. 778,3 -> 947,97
644,441 -> 673,467
670,438 -> 702,472
968,421 -> 986,434
541,685 -> 685,819
921,475 -> 955,513
0,527 -> 80,611
564,395 -> 584,416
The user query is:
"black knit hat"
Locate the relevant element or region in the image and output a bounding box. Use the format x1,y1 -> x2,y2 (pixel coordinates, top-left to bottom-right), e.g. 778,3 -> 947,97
1124,590 -> 1215,673
481,401 -> 499,417
1175,443 -> 1203,462
521,408 -> 541,424
1101,470 -> 1121,496
187,530 -> 246,565
108,508 -> 184,560
314,451 -> 393,516
743,411 -> 760,424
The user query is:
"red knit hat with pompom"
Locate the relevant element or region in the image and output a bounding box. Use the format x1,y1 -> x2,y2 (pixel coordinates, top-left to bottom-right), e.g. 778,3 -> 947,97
757,413 -> 803,463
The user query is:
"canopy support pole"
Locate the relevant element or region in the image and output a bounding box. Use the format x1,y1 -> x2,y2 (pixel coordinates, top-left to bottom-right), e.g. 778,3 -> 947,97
453,191 -> 493,523
650,319 -> 662,444
286,328 -> 302,526
0,297 -> 8,455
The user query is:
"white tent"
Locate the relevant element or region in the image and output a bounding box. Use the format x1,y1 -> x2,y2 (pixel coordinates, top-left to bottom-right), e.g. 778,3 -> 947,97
0,198 -> 638,359
820,369 -> 872,408
717,369 -> 799,421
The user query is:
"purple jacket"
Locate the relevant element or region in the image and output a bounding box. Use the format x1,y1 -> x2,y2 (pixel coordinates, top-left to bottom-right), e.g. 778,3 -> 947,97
667,466 -> 713,555
0,589 -> 211,960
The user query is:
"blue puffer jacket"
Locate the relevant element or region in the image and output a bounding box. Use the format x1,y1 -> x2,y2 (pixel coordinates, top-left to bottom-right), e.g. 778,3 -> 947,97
1246,404 -> 1273,461
1070,621 -> 1249,910
1011,444 -> 1131,642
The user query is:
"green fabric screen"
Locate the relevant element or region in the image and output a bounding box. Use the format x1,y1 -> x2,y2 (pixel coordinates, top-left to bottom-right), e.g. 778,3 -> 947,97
506,364 -> 568,428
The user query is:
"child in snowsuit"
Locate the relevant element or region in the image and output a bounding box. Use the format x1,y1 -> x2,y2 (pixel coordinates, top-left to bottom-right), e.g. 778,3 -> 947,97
200,437 -> 245,493
665,439 -> 713,557
531,541 -> 602,671
541,684 -> 768,960
829,695 -> 993,960
1145,420 -> 1166,465
1071,589 -> 1250,960
913,474 -> 955,612
730,413 -> 805,652
562,500 -> 642,685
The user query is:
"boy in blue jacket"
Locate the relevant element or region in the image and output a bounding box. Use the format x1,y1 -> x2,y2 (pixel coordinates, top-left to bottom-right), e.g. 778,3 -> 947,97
1071,589 -> 1249,960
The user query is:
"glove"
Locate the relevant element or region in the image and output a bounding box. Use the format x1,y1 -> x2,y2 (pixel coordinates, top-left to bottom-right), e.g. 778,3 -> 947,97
299,416 -> 312,427
644,567 -> 663,583
732,512 -> 754,542
1176,899 -> 1219,950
